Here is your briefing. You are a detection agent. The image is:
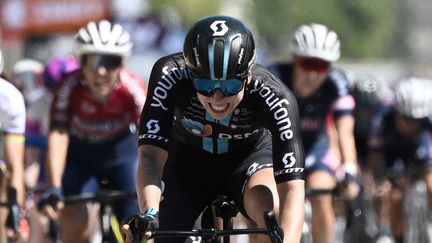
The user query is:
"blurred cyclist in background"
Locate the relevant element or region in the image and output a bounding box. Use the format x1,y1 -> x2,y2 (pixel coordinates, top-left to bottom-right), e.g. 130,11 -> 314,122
350,75 -> 392,166
10,57 -> 78,243
38,20 -> 147,243
43,56 -> 80,94
10,58 -> 51,243
365,77 -> 432,243
11,59 -> 49,189
0,47 -> 27,242
269,23 -> 359,243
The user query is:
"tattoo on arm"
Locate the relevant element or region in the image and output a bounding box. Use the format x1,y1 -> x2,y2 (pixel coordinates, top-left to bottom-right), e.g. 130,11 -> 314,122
141,151 -> 162,185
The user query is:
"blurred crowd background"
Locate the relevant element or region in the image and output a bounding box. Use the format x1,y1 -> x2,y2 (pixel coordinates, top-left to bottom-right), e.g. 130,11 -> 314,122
1,0 -> 432,95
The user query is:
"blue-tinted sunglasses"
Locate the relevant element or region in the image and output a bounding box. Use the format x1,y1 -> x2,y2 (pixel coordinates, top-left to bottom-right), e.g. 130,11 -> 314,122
192,78 -> 245,97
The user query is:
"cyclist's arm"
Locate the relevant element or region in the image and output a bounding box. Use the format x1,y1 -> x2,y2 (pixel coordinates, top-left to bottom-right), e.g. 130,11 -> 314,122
277,179 -> 305,243
45,128 -> 69,187
136,145 -> 167,213
3,133 -> 25,206
335,114 -> 358,172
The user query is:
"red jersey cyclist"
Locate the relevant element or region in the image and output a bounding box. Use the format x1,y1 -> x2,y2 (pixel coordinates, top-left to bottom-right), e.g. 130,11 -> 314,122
38,20 -> 147,243
123,15 -> 305,243
269,23 -> 359,243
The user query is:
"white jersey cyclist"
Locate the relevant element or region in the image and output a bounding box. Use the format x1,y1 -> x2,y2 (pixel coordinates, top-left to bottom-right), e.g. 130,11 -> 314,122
0,78 -> 26,136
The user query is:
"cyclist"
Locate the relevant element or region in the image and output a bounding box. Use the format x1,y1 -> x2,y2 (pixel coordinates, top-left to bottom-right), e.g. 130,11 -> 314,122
268,23 -> 359,243
0,48 -> 27,242
10,58 -> 52,243
11,59 -> 50,188
122,15 -> 305,243
38,20 -> 147,243
365,77 -> 432,243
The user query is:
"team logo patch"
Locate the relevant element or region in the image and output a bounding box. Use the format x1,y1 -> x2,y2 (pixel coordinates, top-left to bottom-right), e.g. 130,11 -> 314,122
210,20 -> 228,36
146,119 -> 160,134
181,118 -> 212,137
282,152 -> 296,168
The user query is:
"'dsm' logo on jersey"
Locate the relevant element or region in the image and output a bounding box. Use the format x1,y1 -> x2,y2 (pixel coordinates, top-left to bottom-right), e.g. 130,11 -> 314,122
181,118 -> 212,137
210,20 -> 228,36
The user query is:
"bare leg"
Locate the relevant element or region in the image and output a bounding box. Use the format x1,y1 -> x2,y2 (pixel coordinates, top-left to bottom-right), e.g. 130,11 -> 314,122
243,168 -> 279,243
307,170 -> 336,243
58,202 -> 100,243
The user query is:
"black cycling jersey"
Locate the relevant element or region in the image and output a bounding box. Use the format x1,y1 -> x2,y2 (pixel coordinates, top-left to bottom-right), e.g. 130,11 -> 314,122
368,106 -> 432,170
138,53 -> 304,183
268,63 -> 354,151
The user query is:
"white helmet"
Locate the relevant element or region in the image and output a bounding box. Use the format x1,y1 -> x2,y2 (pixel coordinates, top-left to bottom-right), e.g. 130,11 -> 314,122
289,23 -> 341,62
394,77 -> 432,119
13,59 -> 44,74
75,20 -> 132,57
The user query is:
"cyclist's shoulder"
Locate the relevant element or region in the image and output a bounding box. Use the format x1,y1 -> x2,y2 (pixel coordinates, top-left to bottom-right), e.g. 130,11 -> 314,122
0,78 -> 24,106
119,68 -> 147,92
326,67 -> 351,95
0,77 -> 22,96
58,69 -> 82,89
152,52 -> 187,72
250,64 -> 295,96
0,78 -> 25,132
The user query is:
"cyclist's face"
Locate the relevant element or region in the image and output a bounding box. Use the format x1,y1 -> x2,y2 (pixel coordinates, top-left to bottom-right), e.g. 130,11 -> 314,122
196,78 -> 247,120
293,56 -> 330,97
81,54 -> 123,100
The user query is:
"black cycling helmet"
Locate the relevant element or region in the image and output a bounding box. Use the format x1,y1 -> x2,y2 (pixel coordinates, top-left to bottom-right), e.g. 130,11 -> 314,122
183,15 -> 256,80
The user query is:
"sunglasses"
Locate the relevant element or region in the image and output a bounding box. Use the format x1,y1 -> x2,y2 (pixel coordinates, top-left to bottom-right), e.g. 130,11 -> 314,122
84,54 -> 123,71
192,77 -> 245,97
294,58 -> 330,73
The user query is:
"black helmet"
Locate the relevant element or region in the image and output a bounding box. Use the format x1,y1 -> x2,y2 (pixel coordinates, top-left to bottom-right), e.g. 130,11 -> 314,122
183,15 -> 256,80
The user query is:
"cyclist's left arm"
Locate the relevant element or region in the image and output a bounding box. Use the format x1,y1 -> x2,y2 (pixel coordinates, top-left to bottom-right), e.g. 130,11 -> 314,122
277,180 -> 305,243
2,87 -> 26,206
333,95 -> 359,176
253,72 -> 305,242
3,133 -> 25,206
335,113 -> 358,173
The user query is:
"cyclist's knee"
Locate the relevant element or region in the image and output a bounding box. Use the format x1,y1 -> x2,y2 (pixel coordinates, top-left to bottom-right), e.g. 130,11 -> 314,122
59,203 -> 99,236
243,184 -> 278,226
389,186 -> 403,205
306,170 -> 336,189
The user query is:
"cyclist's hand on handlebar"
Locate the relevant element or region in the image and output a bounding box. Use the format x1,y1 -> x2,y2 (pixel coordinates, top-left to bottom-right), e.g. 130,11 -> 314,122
122,208 -> 159,243
37,187 -> 64,221
337,163 -> 361,200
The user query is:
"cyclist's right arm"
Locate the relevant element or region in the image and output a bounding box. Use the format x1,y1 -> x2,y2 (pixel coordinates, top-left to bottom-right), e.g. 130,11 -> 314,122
136,145 -> 167,212
46,128 -> 69,188
123,55 -> 180,242
39,75 -> 75,219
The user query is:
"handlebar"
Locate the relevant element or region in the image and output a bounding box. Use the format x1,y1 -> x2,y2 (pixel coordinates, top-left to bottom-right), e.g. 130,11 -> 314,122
64,190 -> 137,205
131,210 -> 283,243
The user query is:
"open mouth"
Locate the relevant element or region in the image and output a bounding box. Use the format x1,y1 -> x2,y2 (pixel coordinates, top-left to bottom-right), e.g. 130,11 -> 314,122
209,103 -> 229,114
